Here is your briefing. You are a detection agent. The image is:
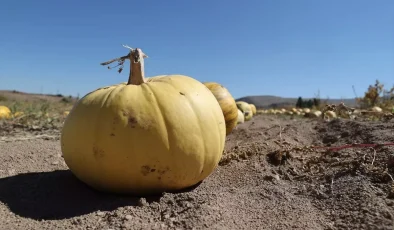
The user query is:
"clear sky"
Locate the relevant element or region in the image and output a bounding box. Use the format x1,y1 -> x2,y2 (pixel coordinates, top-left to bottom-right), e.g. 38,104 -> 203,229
1,0 -> 393,100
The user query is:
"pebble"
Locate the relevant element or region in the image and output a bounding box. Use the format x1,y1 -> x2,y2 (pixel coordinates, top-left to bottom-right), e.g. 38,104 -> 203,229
97,211 -> 105,216
8,169 -> 16,175
125,215 -> 133,220
386,200 -> 393,206
138,198 -> 148,207
52,161 -> 59,165
263,174 -> 280,181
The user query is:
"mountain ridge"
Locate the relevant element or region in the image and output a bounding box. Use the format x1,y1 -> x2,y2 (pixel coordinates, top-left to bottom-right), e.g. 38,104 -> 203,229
0,90 -> 357,109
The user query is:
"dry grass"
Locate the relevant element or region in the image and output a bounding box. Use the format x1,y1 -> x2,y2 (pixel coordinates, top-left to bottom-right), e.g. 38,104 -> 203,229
0,91 -> 76,135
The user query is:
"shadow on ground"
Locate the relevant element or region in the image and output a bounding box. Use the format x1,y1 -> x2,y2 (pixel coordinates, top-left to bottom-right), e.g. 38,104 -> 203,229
0,170 -> 200,220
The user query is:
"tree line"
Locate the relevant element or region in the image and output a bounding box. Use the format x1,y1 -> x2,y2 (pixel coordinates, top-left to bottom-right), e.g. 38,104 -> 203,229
296,97 -> 321,109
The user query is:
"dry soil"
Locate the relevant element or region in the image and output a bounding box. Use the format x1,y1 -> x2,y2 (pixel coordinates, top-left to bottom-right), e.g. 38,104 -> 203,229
1,115 -> 394,230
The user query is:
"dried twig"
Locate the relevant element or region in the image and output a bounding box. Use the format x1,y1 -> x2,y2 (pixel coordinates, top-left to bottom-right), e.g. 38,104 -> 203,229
99,54 -> 129,66
99,45 -> 133,73
100,45 -> 149,74
371,148 -> 377,165
386,172 -> 394,182
330,173 -> 335,194
278,125 -> 283,142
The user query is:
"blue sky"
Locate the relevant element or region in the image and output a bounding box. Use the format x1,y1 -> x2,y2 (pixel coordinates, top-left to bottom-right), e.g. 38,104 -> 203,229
0,0 -> 393,100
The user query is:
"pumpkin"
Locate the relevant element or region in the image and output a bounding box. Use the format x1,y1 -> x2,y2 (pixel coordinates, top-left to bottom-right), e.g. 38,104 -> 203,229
0,106 -> 11,119
371,106 -> 382,113
249,104 -> 257,115
236,101 -> 253,121
237,109 -> 244,124
257,109 -> 265,115
203,82 -> 238,135
324,111 -> 337,119
61,46 -> 226,195
304,111 -> 322,118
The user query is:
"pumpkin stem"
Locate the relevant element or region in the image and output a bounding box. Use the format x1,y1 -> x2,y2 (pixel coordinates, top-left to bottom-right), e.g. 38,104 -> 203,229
99,45 -> 148,85
128,48 -> 148,85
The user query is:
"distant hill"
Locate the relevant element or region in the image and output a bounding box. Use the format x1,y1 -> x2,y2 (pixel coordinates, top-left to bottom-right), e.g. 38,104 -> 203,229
0,90 -> 78,104
0,90 -> 357,109
235,95 -> 357,109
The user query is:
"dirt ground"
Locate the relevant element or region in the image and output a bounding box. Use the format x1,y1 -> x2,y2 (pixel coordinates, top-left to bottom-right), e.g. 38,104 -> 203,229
1,115 -> 394,230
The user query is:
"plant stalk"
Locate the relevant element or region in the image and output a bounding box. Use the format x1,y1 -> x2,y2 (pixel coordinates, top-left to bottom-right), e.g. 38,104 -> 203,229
128,48 -> 146,85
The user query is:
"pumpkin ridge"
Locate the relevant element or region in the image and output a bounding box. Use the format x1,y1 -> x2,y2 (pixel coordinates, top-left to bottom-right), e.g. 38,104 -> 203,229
148,78 -> 207,180
167,79 -> 211,178
181,90 -> 208,178
143,82 -> 170,150
93,85 -> 124,173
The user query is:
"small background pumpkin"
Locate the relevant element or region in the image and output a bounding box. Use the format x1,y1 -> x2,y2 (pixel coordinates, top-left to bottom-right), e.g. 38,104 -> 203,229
236,101 -> 253,121
203,82 -> 238,135
249,104 -> 257,115
0,106 -> 11,119
237,109 -> 244,124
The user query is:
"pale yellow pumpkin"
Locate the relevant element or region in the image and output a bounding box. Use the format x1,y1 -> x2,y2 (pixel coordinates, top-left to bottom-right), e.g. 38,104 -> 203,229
203,82 -> 238,135
249,104 -> 257,115
236,101 -> 253,121
61,47 -> 226,195
304,110 -> 322,118
371,106 -> 382,113
324,110 -> 337,119
237,109 -> 244,124
0,106 -> 11,119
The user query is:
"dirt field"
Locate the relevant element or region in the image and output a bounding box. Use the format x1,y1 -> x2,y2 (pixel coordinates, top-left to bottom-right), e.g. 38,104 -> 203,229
1,114 -> 394,230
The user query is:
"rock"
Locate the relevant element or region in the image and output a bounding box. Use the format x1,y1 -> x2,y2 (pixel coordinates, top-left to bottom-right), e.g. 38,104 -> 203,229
263,174 -> 280,181
96,211 -> 105,216
138,198 -> 148,207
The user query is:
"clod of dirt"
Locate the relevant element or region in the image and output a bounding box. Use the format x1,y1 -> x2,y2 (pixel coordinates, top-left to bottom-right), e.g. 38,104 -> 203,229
267,150 -> 291,166
263,174 -> 280,182
322,135 -> 339,144
388,155 -> 394,168
388,183 -> 394,199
